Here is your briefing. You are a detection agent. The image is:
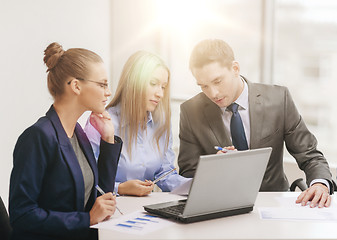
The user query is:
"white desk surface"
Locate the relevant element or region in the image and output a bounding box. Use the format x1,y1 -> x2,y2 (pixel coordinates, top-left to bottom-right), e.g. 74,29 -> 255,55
99,192 -> 337,240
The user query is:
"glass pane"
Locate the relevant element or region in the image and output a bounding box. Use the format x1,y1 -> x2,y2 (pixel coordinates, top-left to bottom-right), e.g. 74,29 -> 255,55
273,0 -> 337,165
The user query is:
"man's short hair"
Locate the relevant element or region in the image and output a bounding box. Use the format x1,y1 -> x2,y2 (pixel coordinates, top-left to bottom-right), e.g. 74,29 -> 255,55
189,39 -> 235,70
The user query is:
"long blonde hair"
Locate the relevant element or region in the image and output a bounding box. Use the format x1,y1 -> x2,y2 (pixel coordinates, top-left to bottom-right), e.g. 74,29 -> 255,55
107,51 -> 171,157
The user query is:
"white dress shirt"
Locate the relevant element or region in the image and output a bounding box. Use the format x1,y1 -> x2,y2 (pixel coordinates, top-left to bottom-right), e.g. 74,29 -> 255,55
221,78 -> 250,148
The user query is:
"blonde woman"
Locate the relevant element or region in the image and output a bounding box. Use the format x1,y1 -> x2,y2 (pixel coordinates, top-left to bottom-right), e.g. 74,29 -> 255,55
85,51 -> 190,196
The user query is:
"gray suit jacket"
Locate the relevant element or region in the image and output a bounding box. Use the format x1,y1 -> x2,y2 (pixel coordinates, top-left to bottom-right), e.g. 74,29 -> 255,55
178,78 -> 333,192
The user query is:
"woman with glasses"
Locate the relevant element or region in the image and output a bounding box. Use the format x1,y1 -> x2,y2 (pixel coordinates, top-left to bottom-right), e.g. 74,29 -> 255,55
85,51 -> 190,196
9,42 -> 122,240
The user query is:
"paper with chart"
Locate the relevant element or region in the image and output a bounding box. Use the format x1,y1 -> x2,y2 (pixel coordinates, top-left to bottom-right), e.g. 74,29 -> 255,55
259,196 -> 337,221
91,211 -> 174,235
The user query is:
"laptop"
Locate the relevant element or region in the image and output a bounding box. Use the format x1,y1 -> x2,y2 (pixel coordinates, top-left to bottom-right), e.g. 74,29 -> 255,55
143,147 -> 272,223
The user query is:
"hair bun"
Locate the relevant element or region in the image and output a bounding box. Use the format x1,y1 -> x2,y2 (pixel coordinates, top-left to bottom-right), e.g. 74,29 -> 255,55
43,42 -> 65,72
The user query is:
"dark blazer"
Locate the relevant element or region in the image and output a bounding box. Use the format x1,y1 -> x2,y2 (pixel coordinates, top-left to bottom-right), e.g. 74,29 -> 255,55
9,106 -> 122,240
178,78 -> 333,193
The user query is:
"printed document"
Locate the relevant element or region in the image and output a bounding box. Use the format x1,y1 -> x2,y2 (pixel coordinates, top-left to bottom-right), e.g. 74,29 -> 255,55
91,211 -> 174,235
259,196 -> 337,221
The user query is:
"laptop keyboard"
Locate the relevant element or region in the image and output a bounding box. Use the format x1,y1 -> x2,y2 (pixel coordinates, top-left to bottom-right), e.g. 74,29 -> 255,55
158,203 -> 186,215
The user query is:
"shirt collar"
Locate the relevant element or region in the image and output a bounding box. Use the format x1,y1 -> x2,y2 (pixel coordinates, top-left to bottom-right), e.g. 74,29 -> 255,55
147,111 -> 154,126
222,77 -> 249,113
234,77 -> 249,110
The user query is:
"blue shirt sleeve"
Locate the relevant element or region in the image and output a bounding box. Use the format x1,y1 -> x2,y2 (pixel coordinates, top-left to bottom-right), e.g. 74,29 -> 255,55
83,118 -> 101,160
85,106 -> 191,193
154,130 -> 191,192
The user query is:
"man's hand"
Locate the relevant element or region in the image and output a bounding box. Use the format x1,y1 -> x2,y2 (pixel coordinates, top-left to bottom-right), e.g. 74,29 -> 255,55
296,183 -> 331,208
216,146 -> 236,154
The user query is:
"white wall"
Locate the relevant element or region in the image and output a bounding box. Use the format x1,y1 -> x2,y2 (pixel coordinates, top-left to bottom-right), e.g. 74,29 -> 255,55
0,0 -> 111,208
110,0 -> 166,91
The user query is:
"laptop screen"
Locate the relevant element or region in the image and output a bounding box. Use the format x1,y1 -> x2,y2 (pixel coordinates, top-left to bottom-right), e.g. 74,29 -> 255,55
183,148 -> 272,217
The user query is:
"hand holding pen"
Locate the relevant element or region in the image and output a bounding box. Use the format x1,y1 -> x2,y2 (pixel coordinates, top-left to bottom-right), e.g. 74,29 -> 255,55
214,146 -> 236,154
89,186 -> 117,225
118,180 -> 154,196
95,185 -> 124,215
114,169 -> 177,197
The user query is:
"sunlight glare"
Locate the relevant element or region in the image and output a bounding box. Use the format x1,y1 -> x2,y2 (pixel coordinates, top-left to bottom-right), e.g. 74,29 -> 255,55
155,0 -> 219,35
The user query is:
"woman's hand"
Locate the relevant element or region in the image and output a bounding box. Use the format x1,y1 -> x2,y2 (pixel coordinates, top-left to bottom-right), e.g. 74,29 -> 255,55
89,192 -> 116,225
118,180 -> 154,197
89,111 -> 115,144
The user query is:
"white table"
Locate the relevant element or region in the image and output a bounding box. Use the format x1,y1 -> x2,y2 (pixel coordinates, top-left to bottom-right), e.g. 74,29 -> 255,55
99,192 -> 337,240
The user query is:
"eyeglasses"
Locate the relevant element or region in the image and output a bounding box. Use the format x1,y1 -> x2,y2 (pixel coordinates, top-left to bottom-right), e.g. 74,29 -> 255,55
67,78 -> 109,89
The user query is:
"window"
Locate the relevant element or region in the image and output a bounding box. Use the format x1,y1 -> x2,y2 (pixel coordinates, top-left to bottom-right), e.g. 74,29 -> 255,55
273,0 -> 337,165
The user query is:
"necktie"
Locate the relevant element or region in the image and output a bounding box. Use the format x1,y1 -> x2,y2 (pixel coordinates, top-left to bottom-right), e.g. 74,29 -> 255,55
227,103 -> 248,150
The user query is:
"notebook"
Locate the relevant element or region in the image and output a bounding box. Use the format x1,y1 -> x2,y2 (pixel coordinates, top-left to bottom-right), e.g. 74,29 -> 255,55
143,147 -> 272,223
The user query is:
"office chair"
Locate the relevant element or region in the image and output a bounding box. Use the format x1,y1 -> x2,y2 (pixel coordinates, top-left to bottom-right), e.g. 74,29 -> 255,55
289,178 -> 308,192
290,178 -> 337,192
0,196 -> 11,240
332,180 -> 337,191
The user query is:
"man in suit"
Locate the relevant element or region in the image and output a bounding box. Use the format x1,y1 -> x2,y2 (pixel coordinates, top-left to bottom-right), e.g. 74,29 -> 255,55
178,39 -> 333,207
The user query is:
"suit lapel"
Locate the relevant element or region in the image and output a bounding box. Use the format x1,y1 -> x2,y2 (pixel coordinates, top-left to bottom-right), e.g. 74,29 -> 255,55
202,95 -> 232,147
201,79 -> 266,149
45,105 -> 85,210
75,124 -> 98,186
247,81 -> 264,149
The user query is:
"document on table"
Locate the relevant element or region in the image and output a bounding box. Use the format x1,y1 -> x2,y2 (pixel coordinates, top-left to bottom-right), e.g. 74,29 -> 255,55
170,178 -> 193,195
91,211 -> 174,235
259,196 -> 337,221
274,196 -> 337,209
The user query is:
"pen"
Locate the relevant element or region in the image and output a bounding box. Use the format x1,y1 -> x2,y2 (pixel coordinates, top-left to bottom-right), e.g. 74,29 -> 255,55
214,146 -> 235,153
95,185 -> 124,215
153,168 -> 177,184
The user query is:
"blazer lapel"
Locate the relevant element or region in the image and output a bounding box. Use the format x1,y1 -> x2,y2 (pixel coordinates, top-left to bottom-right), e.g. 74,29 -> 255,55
202,95 -> 232,147
74,124 -> 98,186
45,106 -> 85,210
247,81 -> 264,149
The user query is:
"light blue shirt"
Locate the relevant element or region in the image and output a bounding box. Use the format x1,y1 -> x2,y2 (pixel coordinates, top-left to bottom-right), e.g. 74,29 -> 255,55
84,105 -> 190,192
